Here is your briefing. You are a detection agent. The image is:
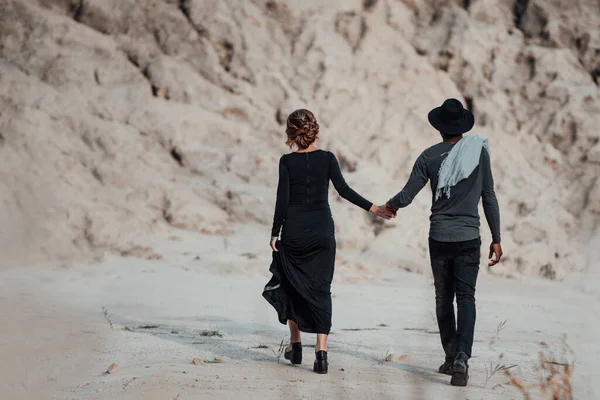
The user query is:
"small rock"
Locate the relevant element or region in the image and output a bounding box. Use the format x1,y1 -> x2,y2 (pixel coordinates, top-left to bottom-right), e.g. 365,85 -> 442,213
385,354 -> 411,362
340,368 -> 345,371
192,358 -> 204,365
154,88 -> 169,99
105,363 -> 118,374
212,357 -> 223,363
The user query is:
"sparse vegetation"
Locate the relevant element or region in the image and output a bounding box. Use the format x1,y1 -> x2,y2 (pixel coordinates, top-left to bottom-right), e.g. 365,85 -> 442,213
404,327 -> 439,334
489,319 -> 509,349
504,337 -> 575,400
374,350 -> 390,365
198,329 -> 223,338
484,355 -> 517,387
118,245 -> 163,260
138,324 -> 160,329
272,337 -> 289,363
341,327 -> 379,332
102,306 -> 113,330
496,320 -> 508,338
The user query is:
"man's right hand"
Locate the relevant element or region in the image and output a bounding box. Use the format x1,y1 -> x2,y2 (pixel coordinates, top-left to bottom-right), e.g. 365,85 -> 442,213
488,243 -> 503,266
385,203 -> 398,217
371,204 -> 395,220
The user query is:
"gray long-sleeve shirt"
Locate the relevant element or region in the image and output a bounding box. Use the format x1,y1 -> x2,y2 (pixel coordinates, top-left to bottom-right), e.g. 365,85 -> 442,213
388,142 -> 501,243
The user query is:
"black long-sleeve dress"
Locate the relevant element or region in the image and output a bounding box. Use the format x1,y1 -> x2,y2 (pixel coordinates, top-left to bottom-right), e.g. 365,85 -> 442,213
262,150 -> 373,334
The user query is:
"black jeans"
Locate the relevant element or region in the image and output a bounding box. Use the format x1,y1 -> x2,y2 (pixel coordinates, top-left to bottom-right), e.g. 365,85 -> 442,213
429,237 -> 481,361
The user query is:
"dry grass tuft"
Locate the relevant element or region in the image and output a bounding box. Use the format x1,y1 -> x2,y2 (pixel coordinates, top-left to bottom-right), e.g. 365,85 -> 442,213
198,329 -> 223,338
496,320 -> 508,338
102,306 -> 113,330
484,354 -> 517,387
272,337 -> 289,363
505,337 -> 575,400
374,350 -> 390,365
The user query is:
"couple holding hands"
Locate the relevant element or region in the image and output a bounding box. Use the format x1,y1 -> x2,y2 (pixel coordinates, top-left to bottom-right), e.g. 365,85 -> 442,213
263,99 -> 502,387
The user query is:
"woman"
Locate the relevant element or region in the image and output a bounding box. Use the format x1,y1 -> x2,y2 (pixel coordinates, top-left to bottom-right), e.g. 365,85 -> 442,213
262,109 -> 393,374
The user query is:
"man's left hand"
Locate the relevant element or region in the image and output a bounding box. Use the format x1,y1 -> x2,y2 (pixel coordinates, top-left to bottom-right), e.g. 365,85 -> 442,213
488,243 -> 503,266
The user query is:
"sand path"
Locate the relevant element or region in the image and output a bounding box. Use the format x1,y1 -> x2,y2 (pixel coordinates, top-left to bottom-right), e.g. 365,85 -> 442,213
1,243 -> 598,399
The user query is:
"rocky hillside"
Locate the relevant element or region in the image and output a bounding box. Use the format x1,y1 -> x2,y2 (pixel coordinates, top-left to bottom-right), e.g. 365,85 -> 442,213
1,0 -> 598,279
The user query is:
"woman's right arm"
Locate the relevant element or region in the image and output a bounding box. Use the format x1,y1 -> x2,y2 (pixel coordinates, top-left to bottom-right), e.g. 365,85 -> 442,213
271,156 -> 290,240
329,152 -> 373,212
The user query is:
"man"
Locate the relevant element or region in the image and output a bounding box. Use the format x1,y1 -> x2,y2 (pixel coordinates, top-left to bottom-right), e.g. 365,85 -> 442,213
384,98 -> 503,387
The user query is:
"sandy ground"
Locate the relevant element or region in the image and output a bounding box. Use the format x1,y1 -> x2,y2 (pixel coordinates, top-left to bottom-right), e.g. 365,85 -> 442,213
1,232 -> 599,400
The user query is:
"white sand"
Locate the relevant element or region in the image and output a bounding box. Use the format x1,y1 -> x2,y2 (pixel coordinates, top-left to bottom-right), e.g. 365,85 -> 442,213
2,232 -> 598,400
1,1 -> 599,398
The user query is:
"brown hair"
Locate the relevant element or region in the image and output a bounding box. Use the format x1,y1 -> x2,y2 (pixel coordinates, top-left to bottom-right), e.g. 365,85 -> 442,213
285,109 -> 319,149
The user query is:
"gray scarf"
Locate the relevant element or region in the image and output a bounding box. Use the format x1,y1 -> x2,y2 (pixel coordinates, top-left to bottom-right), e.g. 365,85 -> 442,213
435,134 -> 489,201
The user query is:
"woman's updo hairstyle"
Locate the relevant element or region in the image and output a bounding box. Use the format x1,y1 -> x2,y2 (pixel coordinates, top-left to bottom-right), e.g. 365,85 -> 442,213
285,109 -> 319,150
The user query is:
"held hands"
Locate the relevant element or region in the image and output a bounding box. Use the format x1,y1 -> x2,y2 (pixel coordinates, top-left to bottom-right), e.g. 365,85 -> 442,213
385,203 -> 398,217
370,203 -> 397,220
488,243 -> 503,266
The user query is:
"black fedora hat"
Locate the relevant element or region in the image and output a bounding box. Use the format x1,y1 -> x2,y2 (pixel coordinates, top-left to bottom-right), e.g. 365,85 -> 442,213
428,98 -> 474,136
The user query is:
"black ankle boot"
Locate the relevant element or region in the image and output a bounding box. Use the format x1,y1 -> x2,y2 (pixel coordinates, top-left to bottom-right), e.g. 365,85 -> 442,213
313,350 -> 328,374
438,357 -> 454,375
450,352 -> 469,387
284,342 -> 302,365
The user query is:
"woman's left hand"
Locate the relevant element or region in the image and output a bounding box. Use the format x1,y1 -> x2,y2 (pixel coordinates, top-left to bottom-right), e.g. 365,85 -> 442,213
270,236 -> 278,252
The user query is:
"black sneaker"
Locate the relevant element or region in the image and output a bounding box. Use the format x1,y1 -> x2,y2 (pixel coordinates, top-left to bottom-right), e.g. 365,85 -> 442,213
450,354 -> 469,387
438,359 -> 454,375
